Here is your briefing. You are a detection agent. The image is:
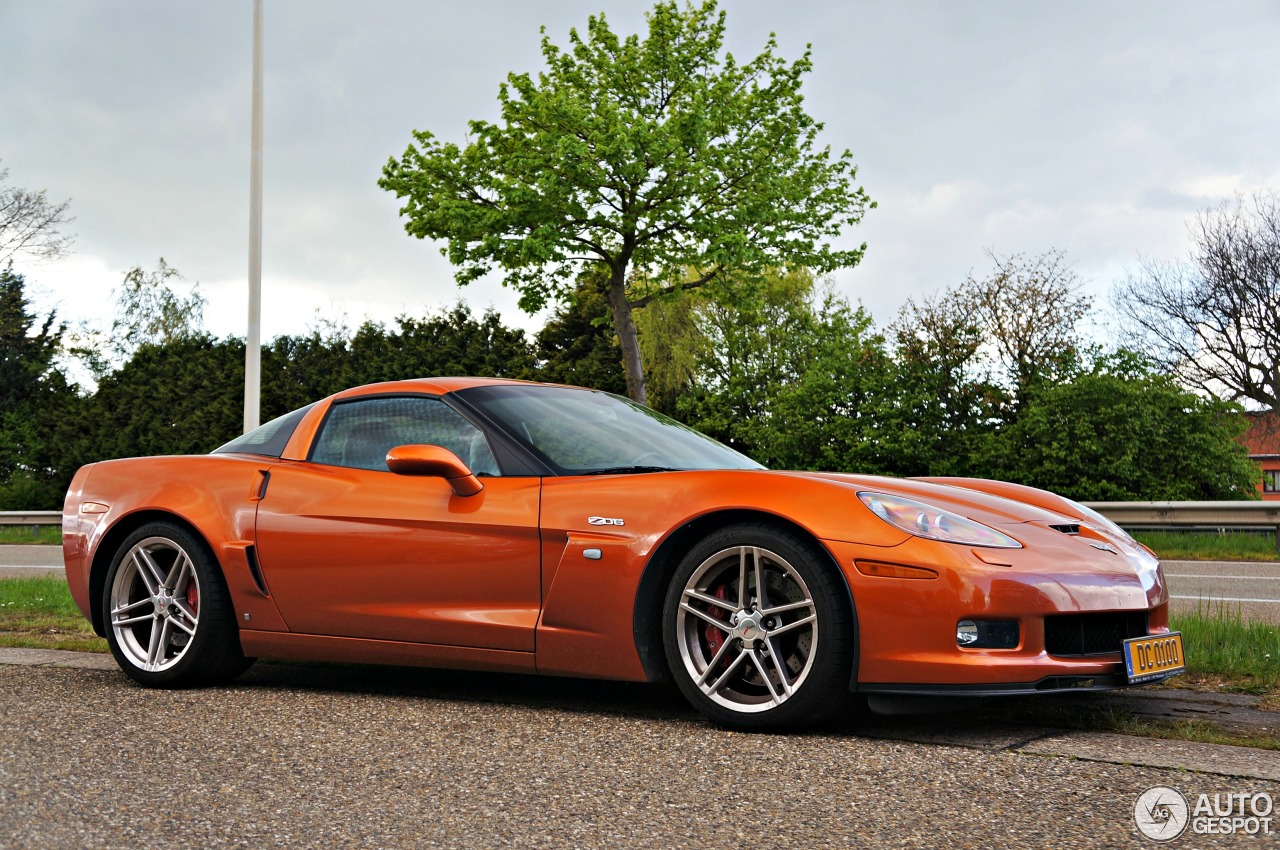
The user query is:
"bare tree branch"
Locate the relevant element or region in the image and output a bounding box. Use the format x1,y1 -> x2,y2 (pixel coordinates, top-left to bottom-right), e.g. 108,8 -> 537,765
963,249 -> 1090,403
0,164 -> 75,265
1113,191 -> 1280,409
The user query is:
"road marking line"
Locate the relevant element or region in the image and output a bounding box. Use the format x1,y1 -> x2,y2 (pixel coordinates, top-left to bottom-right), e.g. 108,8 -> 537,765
1170,595 -> 1280,604
1165,574 -> 1280,580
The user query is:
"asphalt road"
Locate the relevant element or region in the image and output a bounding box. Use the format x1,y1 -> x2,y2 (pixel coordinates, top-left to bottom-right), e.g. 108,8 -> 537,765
2,656 -> 1276,850
0,545 -> 61,571
1163,560 -> 1280,624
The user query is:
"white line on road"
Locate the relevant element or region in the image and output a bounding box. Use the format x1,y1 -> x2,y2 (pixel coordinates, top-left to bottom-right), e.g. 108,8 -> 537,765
1171,595 -> 1280,604
1164,574 -> 1280,580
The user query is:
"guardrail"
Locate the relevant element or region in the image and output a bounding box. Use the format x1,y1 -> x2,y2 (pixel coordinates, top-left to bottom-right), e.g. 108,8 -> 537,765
1085,501 -> 1280,550
0,511 -> 59,542
0,511 -> 60,528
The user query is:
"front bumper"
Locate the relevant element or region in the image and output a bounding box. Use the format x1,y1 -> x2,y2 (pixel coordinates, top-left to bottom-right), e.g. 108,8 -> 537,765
822,535 -> 1171,690
856,670 -> 1182,698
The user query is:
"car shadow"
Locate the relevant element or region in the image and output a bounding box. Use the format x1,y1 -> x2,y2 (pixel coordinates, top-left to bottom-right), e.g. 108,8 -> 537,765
236,658 -> 698,723
226,659 -> 1154,741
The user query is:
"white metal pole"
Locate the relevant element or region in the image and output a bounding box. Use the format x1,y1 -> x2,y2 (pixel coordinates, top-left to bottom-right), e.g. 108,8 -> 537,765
244,0 -> 263,433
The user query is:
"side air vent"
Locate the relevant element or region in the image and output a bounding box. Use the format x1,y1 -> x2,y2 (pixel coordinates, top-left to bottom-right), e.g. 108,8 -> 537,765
1049,524 -> 1081,535
245,545 -> 270,596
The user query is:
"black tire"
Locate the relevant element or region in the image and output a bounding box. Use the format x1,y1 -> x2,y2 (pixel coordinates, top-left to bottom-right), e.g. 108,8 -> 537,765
662,523 -> 856,731
101,521 -> 254,688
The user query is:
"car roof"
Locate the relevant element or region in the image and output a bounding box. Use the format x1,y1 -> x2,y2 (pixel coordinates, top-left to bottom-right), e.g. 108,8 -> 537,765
279,377 -> 589,462
330,376 -> 544,399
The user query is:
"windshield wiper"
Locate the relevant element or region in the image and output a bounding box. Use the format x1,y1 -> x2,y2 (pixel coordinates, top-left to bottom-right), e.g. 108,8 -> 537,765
582,465 -> 681,475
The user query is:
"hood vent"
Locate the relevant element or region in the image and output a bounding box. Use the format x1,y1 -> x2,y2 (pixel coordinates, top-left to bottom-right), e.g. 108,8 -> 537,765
1049,523 -> 1081,535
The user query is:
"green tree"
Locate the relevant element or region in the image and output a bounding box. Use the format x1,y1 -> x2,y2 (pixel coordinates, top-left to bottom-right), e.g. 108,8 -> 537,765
0,268 -> 82,507
380,0 -> 872,404
965,249 -> 1090,408
72,302 -> 537,471
0,269 -> 63,412
71,258 -> 208,377
535,271 -> 626,394
679,271 -> 904,471
890,290 -> 1001,475
265,301 -> 538,413
110,259 -> 207,355
991,352 -> 1258,500
899,250 -> 1090,415
758,295 -> 902,473
679,269 -> 816,454
633,285 -> 705,416
76,336 -> 245,463
263,328 -> 354,415
345,304 -> 536,387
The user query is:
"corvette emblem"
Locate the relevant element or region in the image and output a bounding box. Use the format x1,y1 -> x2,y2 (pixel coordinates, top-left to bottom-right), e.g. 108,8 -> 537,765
588,516 -> 625,526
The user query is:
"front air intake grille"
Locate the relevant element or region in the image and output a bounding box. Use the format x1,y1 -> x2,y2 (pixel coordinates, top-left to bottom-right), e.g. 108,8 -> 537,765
1044,612 -> 1148,657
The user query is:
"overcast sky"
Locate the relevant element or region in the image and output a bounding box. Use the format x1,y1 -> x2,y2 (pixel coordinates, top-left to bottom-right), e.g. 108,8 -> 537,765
3,1 -> 1279,344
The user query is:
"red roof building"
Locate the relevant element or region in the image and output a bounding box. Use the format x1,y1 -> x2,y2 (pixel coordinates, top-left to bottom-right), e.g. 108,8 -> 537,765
1243,412 -> 1280,500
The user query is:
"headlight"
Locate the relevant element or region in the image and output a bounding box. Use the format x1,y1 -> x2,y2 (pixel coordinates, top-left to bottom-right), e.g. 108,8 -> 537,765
858,491 -> 1023,549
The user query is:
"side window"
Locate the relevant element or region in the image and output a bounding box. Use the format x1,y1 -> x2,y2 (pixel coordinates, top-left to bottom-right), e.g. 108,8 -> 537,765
310,396 -> 501,475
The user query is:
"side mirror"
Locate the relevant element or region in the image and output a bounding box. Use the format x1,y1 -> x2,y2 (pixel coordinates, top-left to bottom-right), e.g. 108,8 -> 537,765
385,444 -> 484,497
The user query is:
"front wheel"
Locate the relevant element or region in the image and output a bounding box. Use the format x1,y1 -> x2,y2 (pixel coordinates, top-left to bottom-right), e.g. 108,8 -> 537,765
102,522 -> 254,687
662,524 -> 856,730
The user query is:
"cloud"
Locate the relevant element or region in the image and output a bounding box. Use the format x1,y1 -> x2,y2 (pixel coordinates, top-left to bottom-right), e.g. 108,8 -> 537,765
4,0 -> 1280,348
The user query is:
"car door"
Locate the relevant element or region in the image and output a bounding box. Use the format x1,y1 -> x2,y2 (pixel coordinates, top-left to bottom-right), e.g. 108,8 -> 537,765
253,394 -> 541,652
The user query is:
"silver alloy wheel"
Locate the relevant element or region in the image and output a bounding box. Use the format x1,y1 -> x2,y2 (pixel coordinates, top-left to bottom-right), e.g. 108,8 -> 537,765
674,545 -> 819,713
108,536 -> 201,673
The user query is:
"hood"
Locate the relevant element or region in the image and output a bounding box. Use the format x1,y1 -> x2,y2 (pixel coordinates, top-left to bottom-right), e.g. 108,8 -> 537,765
779,471 -> 1077,528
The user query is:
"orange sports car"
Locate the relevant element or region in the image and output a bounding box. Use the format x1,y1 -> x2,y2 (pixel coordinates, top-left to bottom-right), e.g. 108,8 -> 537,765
62,378 -> 1183,730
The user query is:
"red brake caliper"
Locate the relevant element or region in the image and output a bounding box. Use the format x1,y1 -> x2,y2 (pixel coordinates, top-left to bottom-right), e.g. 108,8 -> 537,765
705,583 -> 730,656
186,582 -> 199,615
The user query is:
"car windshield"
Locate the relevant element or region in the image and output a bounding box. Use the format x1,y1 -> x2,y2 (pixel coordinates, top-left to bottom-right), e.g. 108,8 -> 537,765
453,385 -> 764,475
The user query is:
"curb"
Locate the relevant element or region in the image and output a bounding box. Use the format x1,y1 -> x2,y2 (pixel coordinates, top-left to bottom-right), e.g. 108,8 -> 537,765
0,647 -> 117,671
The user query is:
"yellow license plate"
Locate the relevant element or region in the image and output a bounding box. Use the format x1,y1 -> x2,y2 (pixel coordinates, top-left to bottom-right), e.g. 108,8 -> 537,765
1123,632 -> 1185,684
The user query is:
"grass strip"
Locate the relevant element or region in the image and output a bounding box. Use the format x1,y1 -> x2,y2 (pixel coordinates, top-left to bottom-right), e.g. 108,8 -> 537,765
1132,529 -> 1279,562
0,574 -> 106,652
0,526 -> 61,545
1074,705 -> 1280,751
1170,602 -> 1280,694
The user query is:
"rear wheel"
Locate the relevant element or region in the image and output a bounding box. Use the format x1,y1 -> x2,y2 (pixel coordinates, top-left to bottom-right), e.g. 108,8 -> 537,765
662,524 -> 855,730
102,522 -> 254,687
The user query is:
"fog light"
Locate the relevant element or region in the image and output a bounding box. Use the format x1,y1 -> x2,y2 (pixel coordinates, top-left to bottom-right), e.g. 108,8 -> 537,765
956,619 -> 1019,649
